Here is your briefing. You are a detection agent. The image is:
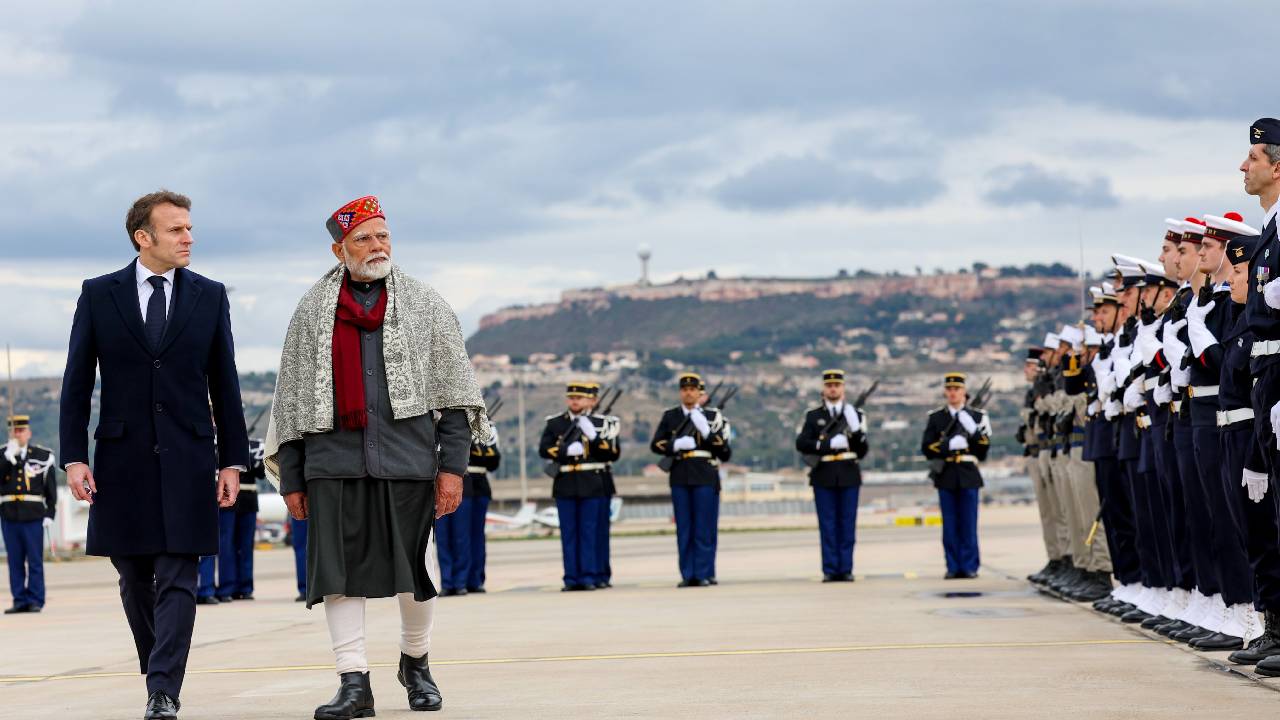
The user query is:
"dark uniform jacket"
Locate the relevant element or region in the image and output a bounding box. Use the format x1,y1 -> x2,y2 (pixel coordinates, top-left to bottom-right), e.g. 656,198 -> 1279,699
793,403 -> 868,488
59,259 -> 250,557
0,444 -> 58,523
1246,216 -> 1280,373
649,406 -> 731,487
234,437 -> 265,514
539,412 -> 621,498
465,439 -> 501,498
1187,284 -> 1234,429
921,406 -> 990,490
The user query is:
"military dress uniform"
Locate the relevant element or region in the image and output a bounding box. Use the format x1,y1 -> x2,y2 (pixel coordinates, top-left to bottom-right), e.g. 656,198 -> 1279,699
1,415 -> 57,614
921,374 -> 991,579
794,369 -> 868,582
226,437 -> 264,600
650,372 -> 731,587
467,435 -> 500,592
539,382 -> 620,591
591,403 -> 619,589
437,434 -> 500,595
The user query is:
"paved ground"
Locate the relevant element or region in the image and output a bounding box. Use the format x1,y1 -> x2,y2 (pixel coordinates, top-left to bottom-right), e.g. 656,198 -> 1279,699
2,505 -> 1277,719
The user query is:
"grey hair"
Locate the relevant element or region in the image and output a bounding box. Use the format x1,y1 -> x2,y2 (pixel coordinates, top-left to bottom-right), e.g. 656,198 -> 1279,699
1267,144 -> 1280,164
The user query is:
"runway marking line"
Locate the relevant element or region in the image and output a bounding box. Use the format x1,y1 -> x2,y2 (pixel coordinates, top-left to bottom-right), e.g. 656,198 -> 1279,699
0,638 -> 1161,685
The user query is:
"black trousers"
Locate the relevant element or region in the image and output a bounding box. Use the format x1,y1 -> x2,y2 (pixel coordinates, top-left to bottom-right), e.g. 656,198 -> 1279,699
1195,425 -> 1253,606
110,554 -> 199,699
1222,426 -> 1280,610
1173,422 -> 1216,595
1095,456 -> 1141,585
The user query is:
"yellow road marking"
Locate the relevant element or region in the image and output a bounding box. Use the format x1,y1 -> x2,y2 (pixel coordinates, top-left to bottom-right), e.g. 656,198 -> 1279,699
0,639 -> 1160,685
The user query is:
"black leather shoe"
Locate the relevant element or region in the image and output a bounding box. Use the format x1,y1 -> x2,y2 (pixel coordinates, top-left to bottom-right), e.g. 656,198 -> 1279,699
707,578 -> 718,585
1190,632 -> 1244,651
944,571 -> 959,580
216,596 -> 232,603
1155,619 -> 1188,637
296,594 -> 307,602
398,652 -> 443,711
1120,608 -> 1152,624
837,573 -> 855,582
231,592 -> 254,601
1107,602 -> 1135,618
1140,614 -> 1170,630
314,671 -> 374,720
467,586 -> 487,593
144,690 -> 180,719
822,574 -> 837,583
196,596 -> 218,606
1168,624 -> 1208,642
3,604 -> 29,614
692,578 -> 712,587
561,584 -> 593,592
1230,613 -> 1280,665
1256,653 -> 1280,677
1028,560 -> 1056,584
677,580 -> 692,588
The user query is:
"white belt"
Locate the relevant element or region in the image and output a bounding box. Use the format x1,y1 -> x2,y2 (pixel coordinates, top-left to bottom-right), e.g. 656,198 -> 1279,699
947,454 -> 979,464
466,465 -> 488,475
1253,340 -> 1280,357
1218,408 -> 1256,427
1144,377 -> 1166,392
819,451 -> 859,463
559,462 -> 608,472
0,494 -> 43,503
1188,385 -> 1219,398
1136,415 -> 1152,429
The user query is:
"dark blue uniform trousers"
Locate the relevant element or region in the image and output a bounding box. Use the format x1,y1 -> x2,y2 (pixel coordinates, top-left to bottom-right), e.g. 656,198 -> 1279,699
671,485 -> 718,582
213,508 -> 237,599
2,518 -> 45,608
813,485 -> 860,576
111,554 -> 199,700
557,497 -> 604,587
1194,425 -> 1252,605
938,487 -> 980,575
596,497 -> 612,584
1137,432 -> 1176,588
289,517 -> 308,596
468,496 -> 490,590
1094,457 -> 1142,586
1154,425 -> 1194,589
196,555 -> 216,599
436,496 -> 473,592
1223,426 -> 1280,610
1173,423 -> 1216,595
227,511 -> 256,596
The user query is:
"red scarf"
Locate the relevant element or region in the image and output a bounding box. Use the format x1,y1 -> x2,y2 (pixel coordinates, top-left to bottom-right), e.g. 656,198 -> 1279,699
333,274 -> 388,430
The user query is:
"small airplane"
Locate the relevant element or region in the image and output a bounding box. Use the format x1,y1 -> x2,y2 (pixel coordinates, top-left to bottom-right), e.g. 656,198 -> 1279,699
484,498 -> 624,532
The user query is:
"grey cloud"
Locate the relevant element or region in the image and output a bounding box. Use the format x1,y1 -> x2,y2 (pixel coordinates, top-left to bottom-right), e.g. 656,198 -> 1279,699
984,164 -> 1120,209
714,155 -> 942,212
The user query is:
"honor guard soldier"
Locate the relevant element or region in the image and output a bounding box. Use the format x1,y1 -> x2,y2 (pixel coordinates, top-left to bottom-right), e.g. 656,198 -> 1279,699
539,382 -> 620,591
225,437 -> 264,601
1,415 -> 57,614
651,372 -> 732,587
589,389 -> 618,589
921,373 -> 991,579
466,431 -> 500,593
794,369 -> 868,582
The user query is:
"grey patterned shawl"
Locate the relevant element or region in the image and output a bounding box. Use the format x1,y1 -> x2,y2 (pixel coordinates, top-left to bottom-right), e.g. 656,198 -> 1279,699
263,263 -> 491,484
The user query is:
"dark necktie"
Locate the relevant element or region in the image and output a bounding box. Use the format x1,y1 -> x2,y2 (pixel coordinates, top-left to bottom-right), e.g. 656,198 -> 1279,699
145,276 -> 168,349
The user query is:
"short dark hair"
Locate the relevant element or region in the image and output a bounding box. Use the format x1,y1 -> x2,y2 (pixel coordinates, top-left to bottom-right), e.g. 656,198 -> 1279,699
125,190 -> 191,251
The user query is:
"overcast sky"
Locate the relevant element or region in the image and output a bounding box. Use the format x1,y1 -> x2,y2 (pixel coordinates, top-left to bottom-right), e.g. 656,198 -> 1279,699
2,1 -> 1273,376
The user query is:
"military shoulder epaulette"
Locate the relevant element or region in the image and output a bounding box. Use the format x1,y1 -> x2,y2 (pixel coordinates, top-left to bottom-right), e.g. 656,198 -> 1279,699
544,413 -> 564,422
30,444 -> 52,453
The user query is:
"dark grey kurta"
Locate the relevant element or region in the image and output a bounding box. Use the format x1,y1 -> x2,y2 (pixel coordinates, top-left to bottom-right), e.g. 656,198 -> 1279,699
276,279 -> 472,607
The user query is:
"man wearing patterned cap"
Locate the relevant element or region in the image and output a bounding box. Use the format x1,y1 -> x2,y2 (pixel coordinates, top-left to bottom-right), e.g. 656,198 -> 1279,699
651,372 -> 732,587
795,369 -> 869,582
538,382 -> 620,591
265,196 -> 490,718
1,415 -> 57,614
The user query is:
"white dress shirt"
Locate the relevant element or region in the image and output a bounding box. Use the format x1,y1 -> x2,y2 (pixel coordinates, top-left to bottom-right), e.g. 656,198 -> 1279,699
136,259 -> 175,321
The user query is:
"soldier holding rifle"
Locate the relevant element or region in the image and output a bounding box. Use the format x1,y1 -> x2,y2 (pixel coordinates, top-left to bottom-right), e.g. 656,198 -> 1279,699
921,373 -> 992,579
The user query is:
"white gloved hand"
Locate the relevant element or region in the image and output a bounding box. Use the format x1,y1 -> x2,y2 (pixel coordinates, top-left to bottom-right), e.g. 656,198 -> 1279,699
1087,400 -> 1100,417
42,517 -> 53,529
2,439 -> 18,464
1244,469 -> 1270,503
829,433 -> 850,450
672,436 -> 697,452
1136,320 -> 1161,364
948,435 -> 969,451
689,408 -> 711,436
1103,399 -> 1122,420
1265,278 -> 1280,311
956,410 -> 979,434
566,441 -> 585,456
1122,379 -> 1145,411
1162,320 -> 1188,378
1170,361 -> 1191,392
1153,383 -> 1173,405
575,416 -> 598,440
841,405 -> 862,433
1186,311 -> 1218,358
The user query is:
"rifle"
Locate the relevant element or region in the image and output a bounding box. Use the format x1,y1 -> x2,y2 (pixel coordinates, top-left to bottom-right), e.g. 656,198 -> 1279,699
486,398 -> 505,422
542,412 -> 588,479
801,381 -> 879,468
657,381 -> 726,473
245,405 -> 270,437
926,377 -> 992,481
599,388 -> 623,416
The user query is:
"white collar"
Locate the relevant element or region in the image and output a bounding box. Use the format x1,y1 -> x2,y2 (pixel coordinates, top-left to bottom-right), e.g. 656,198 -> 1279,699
135,258 -> 176,287
1265,198 -> 1280,230
947,404 -> 964,415
825,401 -> 844,413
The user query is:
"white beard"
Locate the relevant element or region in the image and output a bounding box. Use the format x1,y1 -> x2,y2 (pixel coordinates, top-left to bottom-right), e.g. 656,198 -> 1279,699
343,248 -> 392,281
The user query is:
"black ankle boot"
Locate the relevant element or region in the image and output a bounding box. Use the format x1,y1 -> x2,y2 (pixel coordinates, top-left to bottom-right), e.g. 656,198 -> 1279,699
315,671 -> 375,720
1230,610 -> 1280,665
398,652 -> 443,711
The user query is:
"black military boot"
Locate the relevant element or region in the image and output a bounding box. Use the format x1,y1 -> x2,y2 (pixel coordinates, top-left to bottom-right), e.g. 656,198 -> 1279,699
315,671 -> 375,720
1028,559 -> 1057,584
398,652 -> 443,711
1230,611 -> 1280,665
144,691 -> 180,719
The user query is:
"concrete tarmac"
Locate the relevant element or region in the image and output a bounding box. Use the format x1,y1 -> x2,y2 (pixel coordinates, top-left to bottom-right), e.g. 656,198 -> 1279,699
2,505 -> 1276,718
